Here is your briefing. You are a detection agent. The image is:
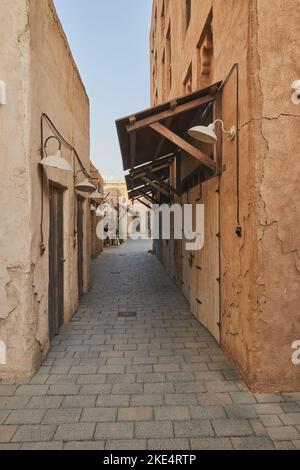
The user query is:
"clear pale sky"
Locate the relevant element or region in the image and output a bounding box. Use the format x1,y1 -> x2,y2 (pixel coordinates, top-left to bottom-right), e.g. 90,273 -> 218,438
54,0 -> 153,179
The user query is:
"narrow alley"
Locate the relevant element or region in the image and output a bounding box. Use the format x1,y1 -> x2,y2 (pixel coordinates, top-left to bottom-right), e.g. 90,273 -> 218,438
0,240 -> 300,450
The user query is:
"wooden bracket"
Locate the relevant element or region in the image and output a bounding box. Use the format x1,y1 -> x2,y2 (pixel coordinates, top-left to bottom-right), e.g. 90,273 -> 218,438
149,122 -> 216,172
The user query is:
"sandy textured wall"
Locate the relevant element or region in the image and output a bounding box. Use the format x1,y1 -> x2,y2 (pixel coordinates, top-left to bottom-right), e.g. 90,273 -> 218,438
0,0 -> 35,377
0,0 -> 91,378
247,0 -> 300,391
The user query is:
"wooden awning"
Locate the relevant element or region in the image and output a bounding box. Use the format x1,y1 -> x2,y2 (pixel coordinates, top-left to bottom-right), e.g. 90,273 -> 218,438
116,82 -> 222,201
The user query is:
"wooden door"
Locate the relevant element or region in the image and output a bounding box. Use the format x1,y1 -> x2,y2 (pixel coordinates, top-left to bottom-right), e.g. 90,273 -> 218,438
181,191 -> 191,301
189,185 -> 202,318
77,197 -> 84,298
48,186 -> 64,340
196,178 -> 220,342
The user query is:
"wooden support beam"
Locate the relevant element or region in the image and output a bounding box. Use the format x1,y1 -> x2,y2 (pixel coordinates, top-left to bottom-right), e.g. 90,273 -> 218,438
129,153 -> 174,177
135,198 -> 152,209
127,95 -> 215,133
144,168 -> 179,196
153,117 -> 173,160
129,117 -> 137,168
133,188 -> 159,205
140,176 -> 170,198
149,122 -> 216,172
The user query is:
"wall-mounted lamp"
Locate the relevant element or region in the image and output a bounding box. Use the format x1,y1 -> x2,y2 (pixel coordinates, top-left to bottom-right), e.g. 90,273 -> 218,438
0,81 -> 6,105
292,80 -> 300,105
89,185 -> 104,200
74,170 -> 97,193
40,136 -> 72,171
188,119 -> 236,144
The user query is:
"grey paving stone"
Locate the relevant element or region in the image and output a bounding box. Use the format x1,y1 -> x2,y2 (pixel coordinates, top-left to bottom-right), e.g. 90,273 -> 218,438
112,384 -> 143,395
80,384 -> 112,395
131,394 -> 163,406
135,421 -> 173,439
70,366 -> 98,375
62,395 -> 97,408
0,396 -> 30,409
21,441 -> 63,450
229,391 -> 257,404
292,439 -> 300,449
106,439 -> 147,450
16,385 -> 49,396
46,375 -> 78,385
165,393 -> 198,406
154,406 -> 190,421
224,404 -> 257,419
54,423 -> 95,441
0,443 -> 21,450
137,373 -> 166,383
144,382 -> 175,394
254,403 -> 283,415
95,422 -> 134,440
275,441 -> 296,450
190,437 -> 232,450
77,375 -> 107,384
63,441 -> 105,450
231,436 -> 275,450
148,438 -> 190,450
212,419 -> 254,437
106,374 -> 136,384
280,402 -> 300,413
190,406 -> 226,420
174,382 -> 206,393
254,393 -> 284,403
0,385 -> 18,396
81,407 -> 117,423
47,384 -> 81,396
268,426 -> 300,441
197,392 -> 232,406
260,414 -> 283,427
206,381 -> 239,393
42,408 -> 82,424
26,396 -> 63,409
0,411 -> 9,424
30,375 -> 49,385
118,407 -> 153,421
96,394 -> 130,407
249,418 -> 268,436
174,420 -> 214,438
0,426 -> 17,443
12,425 -> 57,442
5,410 -> 45,425
166,372 -> 195,382
280,413 -> 300,425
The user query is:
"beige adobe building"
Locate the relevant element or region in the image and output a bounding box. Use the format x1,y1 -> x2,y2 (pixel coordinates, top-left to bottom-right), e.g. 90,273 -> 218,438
117,0 -> 300,391
0,0 -> 98,378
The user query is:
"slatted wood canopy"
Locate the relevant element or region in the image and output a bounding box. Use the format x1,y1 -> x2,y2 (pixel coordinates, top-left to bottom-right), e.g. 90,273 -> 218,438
116,82 -> 222,204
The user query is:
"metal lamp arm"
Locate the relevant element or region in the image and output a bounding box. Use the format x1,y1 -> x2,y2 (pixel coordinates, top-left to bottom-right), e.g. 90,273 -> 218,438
212,119 -> 236,140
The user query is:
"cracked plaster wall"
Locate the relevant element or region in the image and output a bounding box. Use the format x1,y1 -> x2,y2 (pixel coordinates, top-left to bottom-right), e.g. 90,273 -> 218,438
0,0 -> 91,379
151,0 -> 300,391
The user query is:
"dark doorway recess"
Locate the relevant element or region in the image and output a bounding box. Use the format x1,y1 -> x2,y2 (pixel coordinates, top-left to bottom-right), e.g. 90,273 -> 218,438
49,185 -> 64,340
77,196 -> 84,298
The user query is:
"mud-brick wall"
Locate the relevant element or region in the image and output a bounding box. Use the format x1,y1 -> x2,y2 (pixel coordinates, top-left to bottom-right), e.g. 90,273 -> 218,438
246,0 -> 300,391
0,0 -> 91,379
150,0 -> 300,391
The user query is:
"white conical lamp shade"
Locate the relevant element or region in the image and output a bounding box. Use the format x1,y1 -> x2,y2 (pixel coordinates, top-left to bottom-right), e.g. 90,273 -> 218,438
40,150 -> 72,171
89,189 -> 104,200
75,178 -> 97,193
188,123 -> 217,144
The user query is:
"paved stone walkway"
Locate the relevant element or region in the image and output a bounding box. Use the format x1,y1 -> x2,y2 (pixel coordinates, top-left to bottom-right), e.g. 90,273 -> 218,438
1,239 -> 300,450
